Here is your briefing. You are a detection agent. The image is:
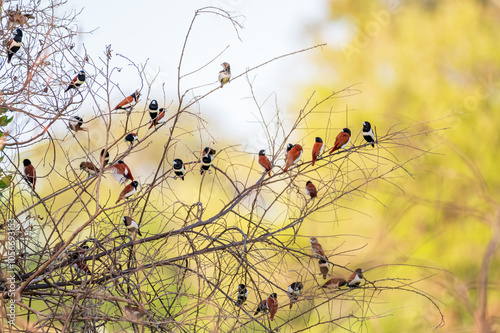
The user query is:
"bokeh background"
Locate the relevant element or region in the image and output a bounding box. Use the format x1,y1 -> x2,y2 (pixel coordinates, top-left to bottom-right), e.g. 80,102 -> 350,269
19,0 -> 500,331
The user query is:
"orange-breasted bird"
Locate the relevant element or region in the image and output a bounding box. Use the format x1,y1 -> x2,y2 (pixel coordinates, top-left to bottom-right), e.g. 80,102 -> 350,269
254,293 -> 278,321
310,237 -> 327,260
218,62 -> 231,88
305,181 -> 317,198
65,71 -> 85,92
258,150 -> 272,177
112,91 -> 140,111
7,29 -> 22,64
311,137 -> 323,166
283,144 -> 303,172
347,268 -> 364,288
23,159 -> 36,190
116,181 -> 138,204
329,128 -> 351,154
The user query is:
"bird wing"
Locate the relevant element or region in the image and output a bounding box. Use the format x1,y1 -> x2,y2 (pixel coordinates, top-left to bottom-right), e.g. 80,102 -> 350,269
267,297 -> 278,319
312,142 -> 323,165
334,132 -> 350,150
259,155 -> 272,173
113,95 -> 133,110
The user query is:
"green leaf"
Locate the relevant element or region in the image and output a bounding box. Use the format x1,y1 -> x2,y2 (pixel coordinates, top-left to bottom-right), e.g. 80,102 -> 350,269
0,116 -> 9,126
0,176 -> 12,189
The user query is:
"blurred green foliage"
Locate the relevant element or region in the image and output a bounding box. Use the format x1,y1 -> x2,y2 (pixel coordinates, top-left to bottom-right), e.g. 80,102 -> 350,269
301,0 -> 500,331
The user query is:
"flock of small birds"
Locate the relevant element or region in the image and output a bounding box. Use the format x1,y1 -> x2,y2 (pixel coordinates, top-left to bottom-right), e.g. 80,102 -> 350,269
11,27 -> 377,322
232,237 -> 365,321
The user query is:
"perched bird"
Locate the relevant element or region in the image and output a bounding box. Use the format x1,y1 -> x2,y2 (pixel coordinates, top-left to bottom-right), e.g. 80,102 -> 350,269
218,62 -> 231,88
200,154 -> 212,175
202,147 -> 216,161
123,305 -> 146,321
320,277 -> 347,289
258,150 -> 272,177
236,284 -> 249,306
254,293 -> 278,321
311,137 -> 324,166
362,121 -> 375,148
150,108 -> 165,129
116,181 -> 139,204
68,116 -> 87,132
112,91 -> 140,111
310,237 -> 327,260
107,161 -> 134,184
65,71 -> 86,92
200,147 -> 216,175
72,253 -> 90,275
283,144 -> 303,172
23,159 -> 36,190
305,181 -> 317,198
148,99 -> 158,113
124,133 -> 140,148
100,149 -> 110,167
52,241 -> 65,256
7,29 -> 22,64
347,268 -> 364,288
173,159 -> 186,180
287,282 -> 303,309
79,161 -> 99,177
319,258 -> 329,279
77,244 -> 90,256
329,128 -> 352,154
122,216 -> 142,237
148,100 -> 166,129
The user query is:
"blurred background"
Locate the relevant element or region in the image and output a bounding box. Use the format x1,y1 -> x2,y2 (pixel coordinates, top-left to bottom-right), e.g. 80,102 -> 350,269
43,0 -> 499,331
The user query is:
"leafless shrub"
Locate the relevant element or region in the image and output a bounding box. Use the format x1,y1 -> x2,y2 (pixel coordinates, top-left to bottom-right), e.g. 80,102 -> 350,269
0,2 -> 446,332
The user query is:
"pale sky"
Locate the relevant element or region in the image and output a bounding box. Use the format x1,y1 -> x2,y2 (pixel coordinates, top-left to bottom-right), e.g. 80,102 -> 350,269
72,0 -> 336,148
